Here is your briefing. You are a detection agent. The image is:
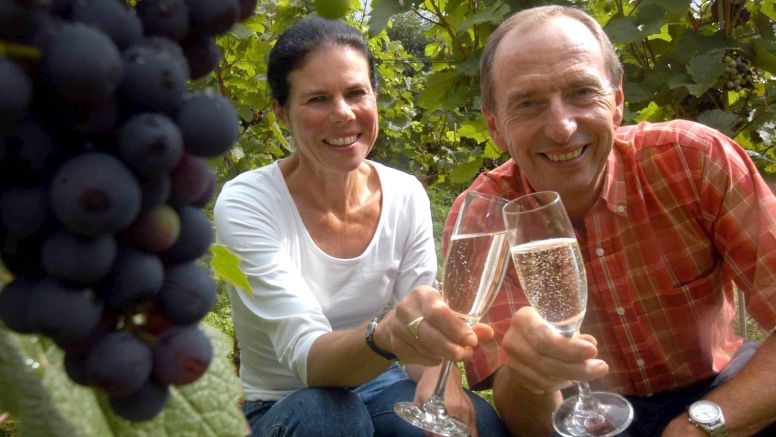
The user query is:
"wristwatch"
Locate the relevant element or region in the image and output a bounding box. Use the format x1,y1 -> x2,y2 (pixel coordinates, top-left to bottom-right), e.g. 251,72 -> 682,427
688,400 -> 727,437
365,314 -> 397,361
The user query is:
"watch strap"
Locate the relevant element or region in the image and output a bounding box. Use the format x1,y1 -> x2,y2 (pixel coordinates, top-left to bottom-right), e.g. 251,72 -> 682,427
365,314 -> 397,361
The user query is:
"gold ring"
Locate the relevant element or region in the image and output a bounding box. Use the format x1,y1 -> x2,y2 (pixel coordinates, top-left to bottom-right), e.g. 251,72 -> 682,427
407,316 -> 424,340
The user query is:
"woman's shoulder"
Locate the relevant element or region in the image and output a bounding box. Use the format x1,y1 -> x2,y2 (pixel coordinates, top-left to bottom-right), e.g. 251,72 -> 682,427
216,162 -> 287,211
369,160 -> 425,192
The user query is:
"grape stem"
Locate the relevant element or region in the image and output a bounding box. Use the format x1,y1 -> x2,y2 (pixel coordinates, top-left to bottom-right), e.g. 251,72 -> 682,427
0,41 -> 41,60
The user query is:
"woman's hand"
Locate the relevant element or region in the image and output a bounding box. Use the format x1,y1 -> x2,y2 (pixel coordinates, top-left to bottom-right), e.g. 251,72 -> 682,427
381,286 -> 494,365
409,364 -> 479,437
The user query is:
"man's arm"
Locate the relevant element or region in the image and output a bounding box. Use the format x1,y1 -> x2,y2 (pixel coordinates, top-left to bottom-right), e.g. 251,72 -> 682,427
662,332 -> 776,437
492,364 -> 561,436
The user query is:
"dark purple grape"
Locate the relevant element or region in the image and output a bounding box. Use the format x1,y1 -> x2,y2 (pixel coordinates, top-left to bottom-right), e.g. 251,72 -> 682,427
120,204 -> 180,253
237,0 -> 257,20
41,229 -> 117,285
191,167 -> 216,208
55,309 -> 119,358
162,206 -> 211,263
0,277 -> 37,333
157,261 -> 216,325
0,186 -> 54,238
117,113 -> 184,179
98,247 -> 163,310
176,91 -> 239,157
184,0 -> 238,36
0,58 -> 33,133
167,153 -> 214,205
49,152 -> 142,236
71,0 -> 143,50
27,278 -> 104,343
41,23 -> 124,105
139,175 -> 171,211
136,0 -> 190,41
0,231 -> 46,277
0,118 -> 62,185
0,0 -> 48,43
86,330 -> 152,396
109,379 -> 169,421
64,352 -> 90,386
180,32 -> 221,79
119,37 -> 190,115
152,325 -> 212,385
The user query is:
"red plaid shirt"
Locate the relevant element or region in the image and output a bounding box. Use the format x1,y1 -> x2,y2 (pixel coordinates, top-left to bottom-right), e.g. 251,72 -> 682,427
444,120 -> 776,396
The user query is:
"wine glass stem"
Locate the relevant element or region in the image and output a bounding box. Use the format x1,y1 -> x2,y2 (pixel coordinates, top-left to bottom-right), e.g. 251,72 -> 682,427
422,359 -> 455,418
575,380 -> 597,410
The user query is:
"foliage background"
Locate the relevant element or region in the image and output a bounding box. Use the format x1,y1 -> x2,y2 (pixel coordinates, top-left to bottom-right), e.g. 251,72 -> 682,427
2,0 -> 775,434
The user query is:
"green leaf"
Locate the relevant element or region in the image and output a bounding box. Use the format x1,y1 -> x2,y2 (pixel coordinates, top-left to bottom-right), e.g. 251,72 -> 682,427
210,244 -> 253,295
455,1 -> 511,33
696,109 -> 738,136
646,0 -> 690,14
0,329 -> 112,437
634,3 -> 665,36
0,326 -> 247,437
368,0 -> 408,35
458,119 -> 489,143
449,159 -> 482,184
605,16 -> 643,44
752,39 -> 776,75
686,52 -> 725,88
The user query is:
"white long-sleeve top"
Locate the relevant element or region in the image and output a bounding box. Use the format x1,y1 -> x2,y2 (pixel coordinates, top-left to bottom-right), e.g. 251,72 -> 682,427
214,160 -> 437,401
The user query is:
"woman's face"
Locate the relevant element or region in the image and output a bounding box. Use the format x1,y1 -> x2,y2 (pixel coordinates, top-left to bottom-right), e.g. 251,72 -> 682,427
273,45 -> 378,176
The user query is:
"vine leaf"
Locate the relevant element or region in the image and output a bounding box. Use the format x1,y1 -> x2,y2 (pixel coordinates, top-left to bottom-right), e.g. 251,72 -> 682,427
210,244 -> 253,296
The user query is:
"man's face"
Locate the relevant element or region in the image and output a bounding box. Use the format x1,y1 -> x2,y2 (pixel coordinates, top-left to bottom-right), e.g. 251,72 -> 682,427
484,16 -> 623,216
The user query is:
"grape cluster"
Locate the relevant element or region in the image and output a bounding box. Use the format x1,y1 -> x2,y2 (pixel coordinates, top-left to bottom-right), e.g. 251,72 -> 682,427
0,0 -> 256,422
721,52 -> 754,92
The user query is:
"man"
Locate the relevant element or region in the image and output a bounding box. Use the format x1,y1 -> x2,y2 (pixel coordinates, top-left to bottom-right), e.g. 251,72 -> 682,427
444,5 -> 776,436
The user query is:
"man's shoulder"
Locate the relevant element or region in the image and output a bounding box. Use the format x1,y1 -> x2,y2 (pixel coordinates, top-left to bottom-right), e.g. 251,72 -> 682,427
616,119 -> 726,154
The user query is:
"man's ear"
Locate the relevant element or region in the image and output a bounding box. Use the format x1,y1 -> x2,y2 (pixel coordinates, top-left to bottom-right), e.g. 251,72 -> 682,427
612,80 -> 624,127
271,99 -> 287,128
482,105 -> 508,152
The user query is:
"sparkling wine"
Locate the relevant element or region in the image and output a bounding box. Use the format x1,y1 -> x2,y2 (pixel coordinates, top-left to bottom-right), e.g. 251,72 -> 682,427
442,231 -> 509,323
511,237 -> 587,335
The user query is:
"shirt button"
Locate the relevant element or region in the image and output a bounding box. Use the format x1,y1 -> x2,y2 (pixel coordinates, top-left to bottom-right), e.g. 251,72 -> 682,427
636,358 -> 645,368
616,205 -> 625,214
616,307 -> 625,316
596,248 -> 605,257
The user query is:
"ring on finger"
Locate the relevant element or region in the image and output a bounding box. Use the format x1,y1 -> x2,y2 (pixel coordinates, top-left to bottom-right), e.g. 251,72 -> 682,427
407,316 -> 424,340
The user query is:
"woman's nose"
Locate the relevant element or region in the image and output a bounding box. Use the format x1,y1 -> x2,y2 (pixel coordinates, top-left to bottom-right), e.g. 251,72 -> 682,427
331,96 -> 356,122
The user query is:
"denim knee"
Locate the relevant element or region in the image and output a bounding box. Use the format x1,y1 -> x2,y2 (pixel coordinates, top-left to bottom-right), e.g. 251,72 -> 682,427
247,388 -> 373,437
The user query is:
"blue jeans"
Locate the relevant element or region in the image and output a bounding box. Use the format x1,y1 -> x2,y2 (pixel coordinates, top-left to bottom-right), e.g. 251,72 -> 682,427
553,341 -> 776,436
242,363 -> 508,437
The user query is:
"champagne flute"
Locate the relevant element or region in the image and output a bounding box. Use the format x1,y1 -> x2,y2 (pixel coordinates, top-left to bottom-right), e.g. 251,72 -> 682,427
502,191 -> 633,437
394,191 -> 511,437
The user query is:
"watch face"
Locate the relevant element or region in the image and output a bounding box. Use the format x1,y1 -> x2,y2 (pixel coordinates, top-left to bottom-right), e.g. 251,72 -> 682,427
690,400 -> 721,425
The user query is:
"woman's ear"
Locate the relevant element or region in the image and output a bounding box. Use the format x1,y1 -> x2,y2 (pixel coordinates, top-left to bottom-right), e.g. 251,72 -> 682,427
271,99 -> 287,128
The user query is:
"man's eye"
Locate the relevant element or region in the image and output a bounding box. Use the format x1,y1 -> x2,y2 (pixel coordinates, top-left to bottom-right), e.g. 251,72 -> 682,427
348,89 -> 367,98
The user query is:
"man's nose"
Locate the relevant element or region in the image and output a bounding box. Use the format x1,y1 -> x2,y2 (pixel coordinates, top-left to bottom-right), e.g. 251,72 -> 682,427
544,99 -> 577,144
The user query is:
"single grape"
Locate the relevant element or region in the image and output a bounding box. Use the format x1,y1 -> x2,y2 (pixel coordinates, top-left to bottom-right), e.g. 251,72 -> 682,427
117,112 -> 184,179
237,0 -> 258,20
119,37 -> 190,115
49,152 -> 142,236
151,324 -> 212,385
0,58 -> 33,133
184,0 -> 239,35
157,261 -> 216,325
71,0 -> 143,50
180,32 -> 221,79
98,247 -> 164,310
0,277 -> 37,333
109,379 -> 170,421
162,205 -> 211,263
41,229 -> 117,286
86,331 -> 153,396
119,204 -> 181,253
0,186 -> 54,238
27,278 -> 104,344
41,23 -> 124,104
167,153 -> 214,205
176,91 -> 239,157
136,0 -> 190,41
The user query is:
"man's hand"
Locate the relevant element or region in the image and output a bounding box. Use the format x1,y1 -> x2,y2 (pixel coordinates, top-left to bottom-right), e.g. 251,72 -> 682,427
502,306 -> 608,394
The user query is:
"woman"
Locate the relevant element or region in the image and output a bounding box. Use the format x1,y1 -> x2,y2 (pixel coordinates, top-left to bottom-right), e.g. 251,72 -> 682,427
214,17 -> 507,437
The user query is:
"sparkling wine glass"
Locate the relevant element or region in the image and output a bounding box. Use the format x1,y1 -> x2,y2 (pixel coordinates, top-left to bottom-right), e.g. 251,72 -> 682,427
502,191 -> 633,436
394,191 -> 511,437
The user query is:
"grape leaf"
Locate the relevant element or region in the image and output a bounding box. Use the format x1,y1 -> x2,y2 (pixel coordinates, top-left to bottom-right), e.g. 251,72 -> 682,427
0,325 -> 247,437
210,244 -> 253,296
0,328 -> 113,436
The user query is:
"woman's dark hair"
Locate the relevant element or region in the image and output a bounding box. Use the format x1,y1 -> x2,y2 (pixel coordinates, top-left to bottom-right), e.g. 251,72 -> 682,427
268,17 -> 377,106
